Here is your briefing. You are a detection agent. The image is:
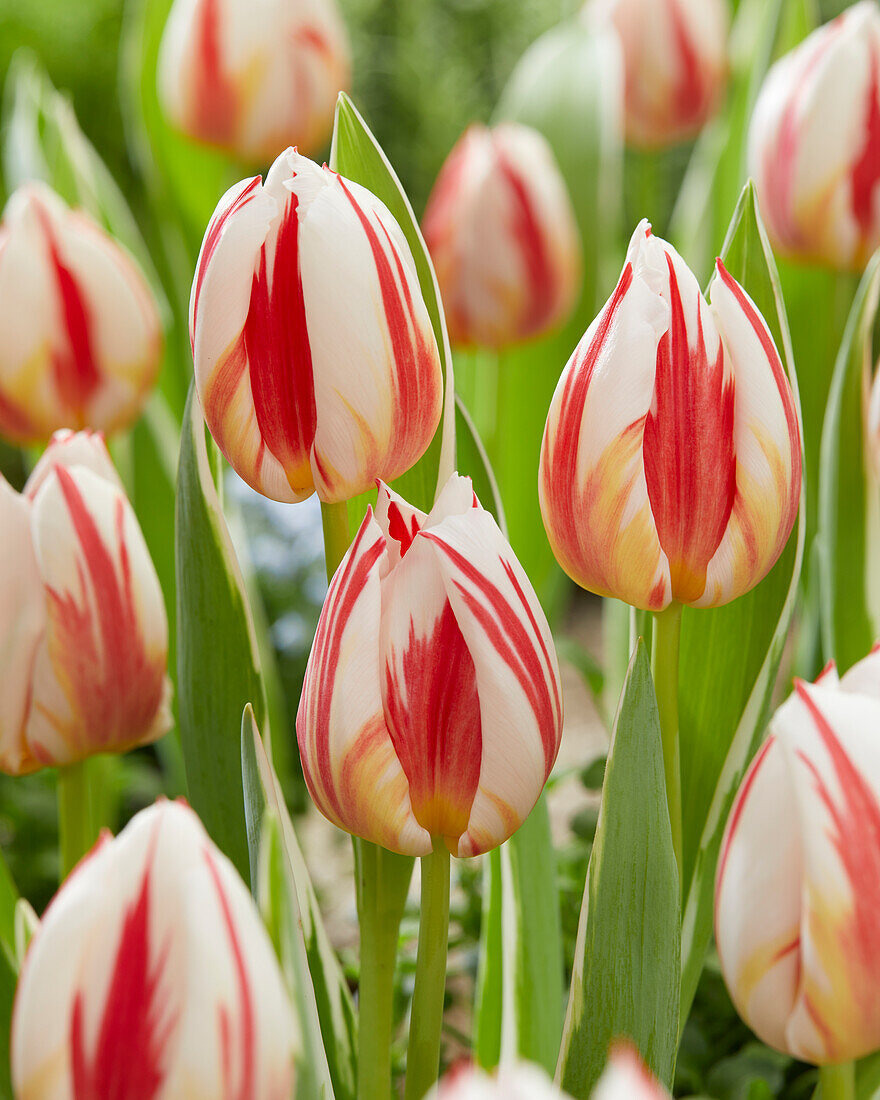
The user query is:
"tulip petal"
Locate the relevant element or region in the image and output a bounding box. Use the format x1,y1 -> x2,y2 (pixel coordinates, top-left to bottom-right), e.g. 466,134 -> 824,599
25,465 -> 170,766
24,429 -> 122,501
698,262 -> 801,607
838,642 -> 880,699
374,480 -> 427,568
0,477 -> 45,775
296,509 -> 431,856
422,509 -> 562,857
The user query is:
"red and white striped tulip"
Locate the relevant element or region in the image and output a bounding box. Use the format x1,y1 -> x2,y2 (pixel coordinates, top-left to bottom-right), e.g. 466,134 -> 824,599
748,1 -> 880,271
191,148 -> 444,504
539,221 -> 801,611
583,0 -> 729,148
432,1062 -> 572,1099
297,474 -> 563,857
422,123 -> 581,349
715,645 -> 880,1063
0,430 -> 171,775
158,0 -> 349,163
12,799 -> 297,1099
0,183 -> 162,445
592,1045 -> 670,1099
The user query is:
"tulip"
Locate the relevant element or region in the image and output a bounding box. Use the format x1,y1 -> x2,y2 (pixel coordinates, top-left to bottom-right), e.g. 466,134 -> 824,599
421,123 -> 581,349
191,148 -> 444,504
431,1061 -> 572,1099
0,430 -> 171,775
583,0 -> 729,148
0,183 -> 163,445
296,473 -> 563,856
12,799 -> 297,1099
748,1 -> 880,271
157,0 -> 349,163
715,644 -> 880,1063
539,220 -> 801,612
592,1045 -> 671,1099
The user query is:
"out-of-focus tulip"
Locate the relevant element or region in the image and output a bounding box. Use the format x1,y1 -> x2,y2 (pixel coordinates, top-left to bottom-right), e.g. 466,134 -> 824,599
748,1 -> 880,271
158,0 -> 349,163
592,1045 -> 671,1099
191,148 -> 444,504
0,430 -> 171,775
12,798 -> 297,1099
422,123 -> 581,349
431,1061 -> 572,1099
583,0 -> 729,148
539,221 -> 801,611
0,183 -> 162,445
297,474 -> 563,857
715,645 -> 880,1063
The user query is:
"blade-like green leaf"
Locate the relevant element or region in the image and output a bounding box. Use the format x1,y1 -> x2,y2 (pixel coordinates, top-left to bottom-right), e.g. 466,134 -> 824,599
558,641 -> 680,1097
818,252 -> 880,673
175,384 -> 266,880
243,706 -> 356,1100
455,394 -> 506,530
678,183 -> 806,1019
330,93 -> 454,518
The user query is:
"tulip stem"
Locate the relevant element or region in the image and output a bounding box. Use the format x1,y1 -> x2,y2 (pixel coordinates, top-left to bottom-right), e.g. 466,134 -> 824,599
651,601 -> 683,886
321,499 -> 353,580
405,843 -> 451,1100
57,760 -> 96,880
820,1062 -> 855,1100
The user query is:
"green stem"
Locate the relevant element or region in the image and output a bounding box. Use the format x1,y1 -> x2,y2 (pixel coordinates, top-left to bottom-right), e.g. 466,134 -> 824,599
651,602 -> 683,884
404,844 -> 451,1100
819,1061 -> 855,1100
57,761 -> 96,880
321,499 -> 353,580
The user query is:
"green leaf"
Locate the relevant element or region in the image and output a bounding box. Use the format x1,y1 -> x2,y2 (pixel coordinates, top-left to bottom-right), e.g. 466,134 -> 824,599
818,251 -> 880,673
455,394 -> 506,530
473,847 -> 503,1070
175,384 -> 266,881
330,93 -> 454,519
678,183 -> 806,1019
242,706 -> 356,1100
558,641 -> 679,1098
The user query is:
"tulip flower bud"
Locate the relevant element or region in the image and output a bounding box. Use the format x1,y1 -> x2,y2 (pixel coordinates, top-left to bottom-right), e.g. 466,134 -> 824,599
592,1045 -> 671,1099
12,799 -> 297,1098
431,1061 -> 572,1099
540,221 -> 801,612
0,183 -> 163,445
191,148 -> 444,504
158,0 -> 349,163
583,0 -> 729,148
0,430 -> 171,775
715,644 -> 880,1063
748,1 -> 880,271
297,474 -> 563,857
422,123 -> 581,349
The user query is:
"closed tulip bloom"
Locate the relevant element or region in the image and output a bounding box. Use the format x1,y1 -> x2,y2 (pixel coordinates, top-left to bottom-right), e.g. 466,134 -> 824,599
749,1 -> 880,270
539,221 -> 801,611
297,474 -> 563,857
191,148 -> 444,504
158,0 -> 349,162
0,183 -> 162,444
592,1045 -> 671,1099
422,123 -> 581,349
0,430 -> 171,775
715,645 -> 880,1063
12,799 -> 297,1099
584,0 -> 729,148
431,1062 -> 572,1099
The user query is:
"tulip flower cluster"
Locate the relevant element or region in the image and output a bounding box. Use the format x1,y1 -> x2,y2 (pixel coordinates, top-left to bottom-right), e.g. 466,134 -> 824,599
0,430 -> 171,775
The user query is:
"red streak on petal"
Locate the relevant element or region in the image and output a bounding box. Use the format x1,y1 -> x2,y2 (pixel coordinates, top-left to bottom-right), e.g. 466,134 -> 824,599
35,205 -> 100,423
191,0 -> 239,147
45,468 -> 165,754
70,855 -> 174,1099
851,50 -> 880,241
387,501 -> 421,557
668,0 -> 705,133
643,253 -> 735,603
383,597 -> 482,842
244,192 -> 317,489
203,849 -> 255,1100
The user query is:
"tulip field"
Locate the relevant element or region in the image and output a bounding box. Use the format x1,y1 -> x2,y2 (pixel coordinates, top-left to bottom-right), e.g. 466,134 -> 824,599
1,0 -> 880,1097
